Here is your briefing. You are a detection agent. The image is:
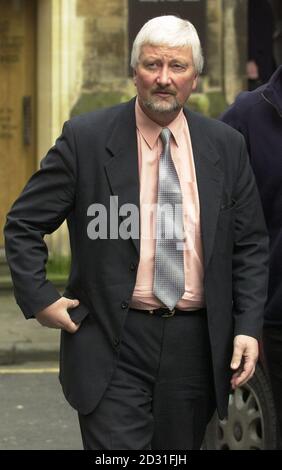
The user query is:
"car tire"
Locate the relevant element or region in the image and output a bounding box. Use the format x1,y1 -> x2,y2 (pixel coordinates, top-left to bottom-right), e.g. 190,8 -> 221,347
203,364 -> 278,449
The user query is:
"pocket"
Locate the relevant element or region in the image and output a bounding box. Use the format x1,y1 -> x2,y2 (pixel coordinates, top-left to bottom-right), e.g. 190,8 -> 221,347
67,302 -> 90,324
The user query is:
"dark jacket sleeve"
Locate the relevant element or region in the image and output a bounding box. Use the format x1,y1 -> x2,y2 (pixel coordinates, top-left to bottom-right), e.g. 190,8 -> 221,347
4,121 -> 77,319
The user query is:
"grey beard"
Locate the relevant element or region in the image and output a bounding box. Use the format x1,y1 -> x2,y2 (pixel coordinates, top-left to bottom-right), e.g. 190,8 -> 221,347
143,97 -> 181,114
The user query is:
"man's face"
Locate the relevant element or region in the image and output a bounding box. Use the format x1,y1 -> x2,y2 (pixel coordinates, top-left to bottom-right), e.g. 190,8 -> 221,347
133,44 -> 198,123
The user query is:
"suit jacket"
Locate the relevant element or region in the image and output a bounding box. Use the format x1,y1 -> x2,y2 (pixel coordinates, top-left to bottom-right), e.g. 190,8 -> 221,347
4,98 -> 269,419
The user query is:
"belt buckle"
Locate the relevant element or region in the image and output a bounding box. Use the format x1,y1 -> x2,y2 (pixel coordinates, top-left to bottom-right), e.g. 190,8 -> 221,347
162,308 -> 175,318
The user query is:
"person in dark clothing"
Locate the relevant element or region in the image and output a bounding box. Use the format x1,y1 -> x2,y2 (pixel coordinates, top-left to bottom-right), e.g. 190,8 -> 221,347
221,65 -> 282,448
248,0 -> 276,90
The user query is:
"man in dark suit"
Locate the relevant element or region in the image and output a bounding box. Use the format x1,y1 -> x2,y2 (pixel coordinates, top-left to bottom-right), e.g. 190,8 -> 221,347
4,16 -> 269,450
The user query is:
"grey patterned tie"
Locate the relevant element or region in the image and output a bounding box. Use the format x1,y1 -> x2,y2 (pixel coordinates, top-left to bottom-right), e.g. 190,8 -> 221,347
153,128 -> 185,311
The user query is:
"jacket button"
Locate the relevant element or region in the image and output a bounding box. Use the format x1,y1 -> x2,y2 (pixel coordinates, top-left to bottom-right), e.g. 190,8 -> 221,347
130,262 -> 137,271
113,337 -> 120,348
121,301 -> 128,309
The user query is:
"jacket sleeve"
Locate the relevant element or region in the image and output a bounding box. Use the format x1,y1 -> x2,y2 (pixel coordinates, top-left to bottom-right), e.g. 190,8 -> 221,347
232,134 -> 269,339
4,121 -> 77,319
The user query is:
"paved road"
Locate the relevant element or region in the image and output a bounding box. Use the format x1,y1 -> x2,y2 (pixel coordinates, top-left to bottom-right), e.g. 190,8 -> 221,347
0,294 -> 60,365
0,362 -> 82,450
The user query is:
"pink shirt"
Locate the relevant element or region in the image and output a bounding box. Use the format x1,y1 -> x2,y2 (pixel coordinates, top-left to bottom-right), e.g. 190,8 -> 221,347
130,99 -> 205,310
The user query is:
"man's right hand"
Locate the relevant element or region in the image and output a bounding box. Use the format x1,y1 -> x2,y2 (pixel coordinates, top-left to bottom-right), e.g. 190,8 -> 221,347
35,297 -> 80,333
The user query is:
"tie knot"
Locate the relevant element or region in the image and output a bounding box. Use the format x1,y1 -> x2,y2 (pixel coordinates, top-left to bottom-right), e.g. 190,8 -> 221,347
160,128 -> 171,147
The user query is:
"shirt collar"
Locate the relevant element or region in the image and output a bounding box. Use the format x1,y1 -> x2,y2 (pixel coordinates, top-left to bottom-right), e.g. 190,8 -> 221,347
135,98 -> 185,149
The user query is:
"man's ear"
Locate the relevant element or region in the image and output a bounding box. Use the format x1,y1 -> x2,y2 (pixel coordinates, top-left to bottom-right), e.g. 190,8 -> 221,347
133,69 -> 137,86
192,74 -> 199,91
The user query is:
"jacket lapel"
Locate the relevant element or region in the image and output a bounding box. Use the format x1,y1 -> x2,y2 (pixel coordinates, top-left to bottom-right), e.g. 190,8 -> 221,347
184,108 -> 223,268
104,98 -> 140,254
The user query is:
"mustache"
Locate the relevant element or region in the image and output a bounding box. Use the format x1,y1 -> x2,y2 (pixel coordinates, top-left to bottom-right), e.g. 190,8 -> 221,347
152,87 -> 177,95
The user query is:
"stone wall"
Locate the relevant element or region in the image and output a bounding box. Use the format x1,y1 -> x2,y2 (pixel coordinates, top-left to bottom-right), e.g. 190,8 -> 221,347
71,0 -> 134,115
206,0 -> 223,89
77,0 -> 127,87
222,0 -> 247,104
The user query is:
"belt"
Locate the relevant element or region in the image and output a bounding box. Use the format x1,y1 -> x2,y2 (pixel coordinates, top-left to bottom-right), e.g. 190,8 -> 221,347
130,307 -> 206,318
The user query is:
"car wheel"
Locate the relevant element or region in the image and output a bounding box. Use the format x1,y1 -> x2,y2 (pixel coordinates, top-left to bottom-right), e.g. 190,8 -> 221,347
204,364 -> 278,449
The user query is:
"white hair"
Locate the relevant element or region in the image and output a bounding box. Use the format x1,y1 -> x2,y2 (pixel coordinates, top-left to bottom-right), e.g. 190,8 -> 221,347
130,15 -> 204,74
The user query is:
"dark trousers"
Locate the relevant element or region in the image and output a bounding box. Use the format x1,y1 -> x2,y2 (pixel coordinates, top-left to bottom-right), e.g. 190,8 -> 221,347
263,326 -> 282,449
78,308 -> 216,450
